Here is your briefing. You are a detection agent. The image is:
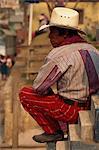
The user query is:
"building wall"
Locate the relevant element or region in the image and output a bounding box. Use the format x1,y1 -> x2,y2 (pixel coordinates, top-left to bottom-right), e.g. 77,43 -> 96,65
32,2 -> 99,37
67,2 -> 99,37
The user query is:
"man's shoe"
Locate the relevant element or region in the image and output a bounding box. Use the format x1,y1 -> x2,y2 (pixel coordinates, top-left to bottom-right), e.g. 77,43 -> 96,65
32,130 -> 64,143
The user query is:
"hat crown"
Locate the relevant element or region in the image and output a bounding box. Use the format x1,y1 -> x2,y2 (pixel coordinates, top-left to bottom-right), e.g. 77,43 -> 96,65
39,7 -> 86,35
50,7 -> 79,28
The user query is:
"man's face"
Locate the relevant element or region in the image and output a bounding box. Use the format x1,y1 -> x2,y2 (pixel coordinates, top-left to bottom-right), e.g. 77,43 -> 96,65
49,27 -> 66,48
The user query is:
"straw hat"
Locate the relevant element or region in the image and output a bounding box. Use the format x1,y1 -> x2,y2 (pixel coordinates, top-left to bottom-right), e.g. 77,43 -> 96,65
39,7 -> 86,35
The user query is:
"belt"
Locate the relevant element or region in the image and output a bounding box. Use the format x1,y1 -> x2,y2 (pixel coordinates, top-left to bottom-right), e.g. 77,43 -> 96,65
61,97 -> 89,108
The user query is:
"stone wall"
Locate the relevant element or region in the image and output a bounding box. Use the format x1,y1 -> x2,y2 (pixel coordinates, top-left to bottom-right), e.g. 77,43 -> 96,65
2,57 -> 40,143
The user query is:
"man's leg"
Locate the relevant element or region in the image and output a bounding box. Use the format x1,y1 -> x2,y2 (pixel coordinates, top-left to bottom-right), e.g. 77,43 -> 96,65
19,87 -> 65,142
19,87 -> 62,134
19,86 -> 83,142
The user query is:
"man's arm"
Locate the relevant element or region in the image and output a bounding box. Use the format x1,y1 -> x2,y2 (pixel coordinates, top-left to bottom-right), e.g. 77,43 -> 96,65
32,59 -> 62,95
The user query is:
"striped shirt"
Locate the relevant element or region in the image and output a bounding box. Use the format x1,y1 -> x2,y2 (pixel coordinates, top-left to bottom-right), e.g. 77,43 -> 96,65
33,43 -> 99,101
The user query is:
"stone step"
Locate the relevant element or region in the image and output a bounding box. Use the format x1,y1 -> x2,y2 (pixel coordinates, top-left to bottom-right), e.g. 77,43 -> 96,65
46,140 -> 69,150
91,94 -> 99,111
91,94 -> 99,142
56,141 -> 69,150
26,73 -> 37,80
26,62 -> 43,74
0,113 -> 4,144
91,94 -> 99,117
0,136 -> 2,144
28,47 -> 50,55
79,110 -> 94,141
0,126 -> 3,144
26,67 -> 40,74
69,124 -> 80,142
3,127 -> 69,150
27,54 -> 46,61
27,61 -> 43,68
69,124 -> 99,150
69,124 -> 81,150
6,128 -> 46,149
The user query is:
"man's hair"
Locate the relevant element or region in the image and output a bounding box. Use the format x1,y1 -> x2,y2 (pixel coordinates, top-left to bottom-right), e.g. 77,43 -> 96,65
51,26 -> 78,37
58,27 -> 78,36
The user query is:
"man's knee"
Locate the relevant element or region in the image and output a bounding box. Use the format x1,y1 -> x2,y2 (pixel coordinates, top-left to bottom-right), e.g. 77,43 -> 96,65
19,86 -> 38,104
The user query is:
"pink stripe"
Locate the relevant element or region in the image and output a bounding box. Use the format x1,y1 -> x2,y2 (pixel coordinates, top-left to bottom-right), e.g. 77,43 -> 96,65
79,50 -> 99,94
36,65 -> 62,92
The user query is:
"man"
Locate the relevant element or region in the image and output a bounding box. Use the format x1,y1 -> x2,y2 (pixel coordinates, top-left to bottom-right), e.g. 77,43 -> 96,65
19,7 -> 99,143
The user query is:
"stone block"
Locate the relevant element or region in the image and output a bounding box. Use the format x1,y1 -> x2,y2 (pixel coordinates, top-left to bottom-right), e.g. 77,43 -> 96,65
29,61 -> 43,68
79,110 -> 94,141
56,141 -> 68,150
70,141 -> 99,150
47,142 -> 56,150
69,124 -> 80,150
91,94 -> 99,142
4,113 -> 13,142
26,61 -> 43,74
69,123 -> 99,149
69,124 -> 80,142
28,53 -> 46,61
4,100 -> 12,114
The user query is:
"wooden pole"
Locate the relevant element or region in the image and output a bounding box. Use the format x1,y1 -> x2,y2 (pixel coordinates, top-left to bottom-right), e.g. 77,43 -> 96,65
28,4 -> 33,46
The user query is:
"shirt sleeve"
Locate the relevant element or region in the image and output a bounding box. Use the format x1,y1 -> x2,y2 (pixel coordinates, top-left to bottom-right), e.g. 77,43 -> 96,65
32,58 -> 62,95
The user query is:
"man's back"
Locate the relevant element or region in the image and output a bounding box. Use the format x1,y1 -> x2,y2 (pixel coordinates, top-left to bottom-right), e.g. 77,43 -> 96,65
47,43 -> 99,100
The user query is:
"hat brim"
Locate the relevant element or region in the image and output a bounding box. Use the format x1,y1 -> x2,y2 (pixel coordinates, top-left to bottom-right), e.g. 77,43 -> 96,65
39,23 -> 86,35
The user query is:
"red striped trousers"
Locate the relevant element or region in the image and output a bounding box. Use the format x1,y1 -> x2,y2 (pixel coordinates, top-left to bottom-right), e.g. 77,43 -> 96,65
19,87 -> 85,134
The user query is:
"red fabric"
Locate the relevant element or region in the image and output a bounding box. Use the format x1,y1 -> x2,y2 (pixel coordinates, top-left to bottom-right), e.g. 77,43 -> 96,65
19,87 -> 87,134
60,35 -> 87,46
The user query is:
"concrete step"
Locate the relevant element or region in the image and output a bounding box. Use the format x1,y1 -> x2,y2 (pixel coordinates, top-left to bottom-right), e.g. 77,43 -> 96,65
79,110 -> 94,141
